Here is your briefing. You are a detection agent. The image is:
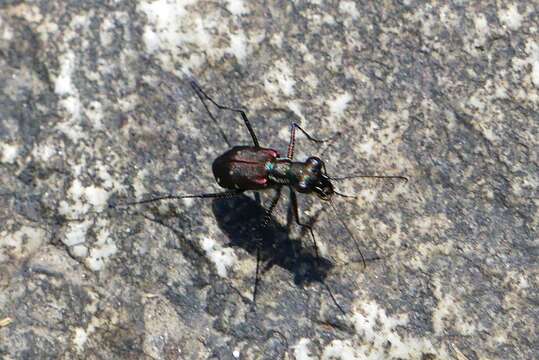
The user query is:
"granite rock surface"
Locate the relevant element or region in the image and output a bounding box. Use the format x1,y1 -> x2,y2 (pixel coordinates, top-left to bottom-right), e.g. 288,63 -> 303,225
0,1 -> 537,359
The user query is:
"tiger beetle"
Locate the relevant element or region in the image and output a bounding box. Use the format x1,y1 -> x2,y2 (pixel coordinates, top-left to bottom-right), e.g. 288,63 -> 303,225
123,81 -> 408,313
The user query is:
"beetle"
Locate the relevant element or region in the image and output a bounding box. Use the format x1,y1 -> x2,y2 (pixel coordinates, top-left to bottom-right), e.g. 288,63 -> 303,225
123,81 -> 407,311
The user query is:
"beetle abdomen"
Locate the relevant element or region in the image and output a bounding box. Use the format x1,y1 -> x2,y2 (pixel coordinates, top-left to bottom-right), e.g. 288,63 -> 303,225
212,146 -> 278,190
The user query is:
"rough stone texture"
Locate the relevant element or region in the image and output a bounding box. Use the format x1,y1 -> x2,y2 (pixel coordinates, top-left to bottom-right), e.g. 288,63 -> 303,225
0,1 -> 537,359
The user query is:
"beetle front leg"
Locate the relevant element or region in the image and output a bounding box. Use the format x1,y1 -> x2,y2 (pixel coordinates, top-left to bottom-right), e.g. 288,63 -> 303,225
252,187 -> 283,304
286,122 -> 338,159
289,187 -> 320,258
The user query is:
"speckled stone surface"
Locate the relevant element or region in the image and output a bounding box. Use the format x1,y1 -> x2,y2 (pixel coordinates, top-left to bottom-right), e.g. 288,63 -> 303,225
0,1 -> 537,359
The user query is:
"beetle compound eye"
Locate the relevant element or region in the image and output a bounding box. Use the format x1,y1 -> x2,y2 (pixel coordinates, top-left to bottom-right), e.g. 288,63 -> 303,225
306,157 -> 323,175
307,156 -> 322,168
298,180 -> 309,192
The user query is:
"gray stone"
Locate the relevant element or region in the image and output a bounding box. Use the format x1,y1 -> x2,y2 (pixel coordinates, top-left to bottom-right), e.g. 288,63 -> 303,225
0,1 -> 537,359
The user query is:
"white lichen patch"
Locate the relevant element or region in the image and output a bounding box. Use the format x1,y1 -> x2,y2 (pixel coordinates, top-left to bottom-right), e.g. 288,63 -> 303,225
338,1 -> 360,20
99,16 -> 116,48
133,168 -> 149,201
0,225 -> 46,263
54,50 -> 76,96
350,301 -> 441,359
54,50 -> 84,142
139,0 -> 198,54
84,220 -> 117,272
358,137 -> 375,158
278,125 -> 291,142
229,31 -> 248,64
4,3 -> 43,24
263,59 -> 296,98
84,185 -> 109,209
513,40 -> 539,89
59,178 -> 111,218
377,109 -> 408,146
138,0 -> 254,72
293,338 -> 316,360
84,100 -> 104,130
0,15 -> 14,41
327,92 -> 352,119
31,141 -> 57,162
73,327 -> 88,351
473,13 -> 489,47
95,160 -> 125,193
412,213 -> 451,237
61,217 -> 117,271
200,237 -> 237,277
226,0 -> 249,16
498,3 -> 523,31
70,244 -> 88,258
358,188 -> 377,204
431,276 -> 477,336
63,220 -> 93,247
286,100 -> 305,122
71,293 -> 105,352
408,241 -> 455,273
321,339 -> 360,360
0,142 -> 19,164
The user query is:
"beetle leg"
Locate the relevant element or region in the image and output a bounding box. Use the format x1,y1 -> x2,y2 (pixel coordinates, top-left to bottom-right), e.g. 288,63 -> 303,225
252,187 -> 283,304
289,187 -> 320,258
262,186 -> 282,228
191,81 -> 260,148
286,122 -> 337,159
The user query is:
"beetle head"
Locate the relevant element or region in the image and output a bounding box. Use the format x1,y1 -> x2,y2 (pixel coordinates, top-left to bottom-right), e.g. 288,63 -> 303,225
296,157 -> 334,200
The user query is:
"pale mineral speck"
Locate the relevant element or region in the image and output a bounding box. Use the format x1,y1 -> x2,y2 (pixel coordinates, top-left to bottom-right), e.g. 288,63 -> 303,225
200,237 -> 237,277
229,31 -> 248,64
338,1 -> 359,19
31,143 -> 56,162
473,13 -> 489,46
498,3 -> 523,31
328,92 -> 352,119
73,327 -> 88,351
293,338 -> 316,360
263,59 -> 296,97
85,240 -> 118,272
63,220 -> 92,247
226,0 -> 248,16
84,185 -> 109,210
0,225 -> 46,261
54,50 -> 76,96
71,244 -> 88,258
133,168 -> 149,200
0,142 -> 19,164
54,50 -> 84,142
526,41 -> 539,88
321,339 -> 359,360
351,301 -> 439,358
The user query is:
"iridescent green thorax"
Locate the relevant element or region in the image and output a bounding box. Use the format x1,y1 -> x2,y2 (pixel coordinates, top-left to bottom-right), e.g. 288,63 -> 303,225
264,156 -> 334,199
267,159 -> 293,185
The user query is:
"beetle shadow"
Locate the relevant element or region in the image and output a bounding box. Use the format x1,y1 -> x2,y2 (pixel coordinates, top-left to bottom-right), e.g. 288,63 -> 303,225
211,194 -> 334,285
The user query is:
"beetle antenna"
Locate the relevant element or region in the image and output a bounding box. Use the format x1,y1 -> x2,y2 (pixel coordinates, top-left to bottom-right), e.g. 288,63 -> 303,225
319,131 -> 342,157
110,190 -> 243,208
333,190 -> 358,199
328,198 -> 367,268
330,174 -> 408,182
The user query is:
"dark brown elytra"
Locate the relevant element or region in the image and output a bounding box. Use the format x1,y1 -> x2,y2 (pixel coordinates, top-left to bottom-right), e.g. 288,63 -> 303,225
123,81 -> 408,313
